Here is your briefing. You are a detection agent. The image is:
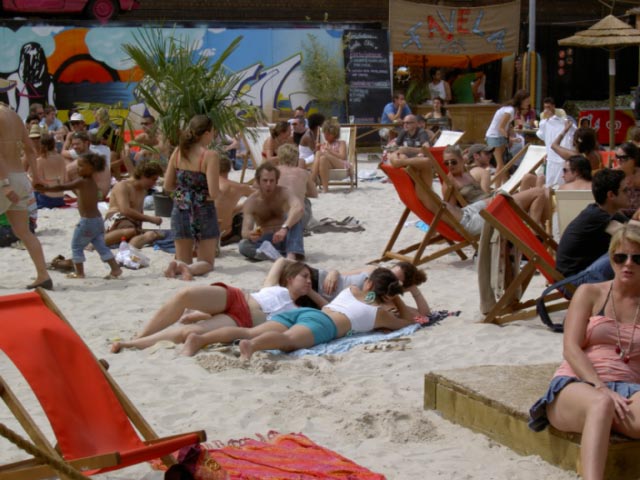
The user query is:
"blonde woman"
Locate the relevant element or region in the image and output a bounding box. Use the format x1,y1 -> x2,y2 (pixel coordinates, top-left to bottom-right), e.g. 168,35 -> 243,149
312,120 -> 347,193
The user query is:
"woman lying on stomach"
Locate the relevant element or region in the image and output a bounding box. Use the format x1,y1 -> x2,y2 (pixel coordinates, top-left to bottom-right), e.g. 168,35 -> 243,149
181,267 -> 416,358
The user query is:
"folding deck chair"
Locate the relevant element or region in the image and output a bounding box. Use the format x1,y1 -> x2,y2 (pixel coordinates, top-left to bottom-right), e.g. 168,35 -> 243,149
432,130 -> 464,148
0,290 -> 205,479
479,193 -> 573,326
491,144 -> 547,194
554,189 -> 594,236
240,126 -> 272,183
370,162 -> 479,266
326,126 -> 358,190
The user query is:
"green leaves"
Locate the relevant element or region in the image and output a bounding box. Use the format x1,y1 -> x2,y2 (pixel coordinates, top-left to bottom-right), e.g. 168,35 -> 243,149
300,34 -> 346,116
122,28 -> 263,147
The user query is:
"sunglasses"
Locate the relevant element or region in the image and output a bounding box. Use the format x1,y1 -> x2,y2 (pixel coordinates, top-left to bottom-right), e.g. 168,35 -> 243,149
616,154 -> 631,161
612,253 -> 640,265
444,160 -> 458,166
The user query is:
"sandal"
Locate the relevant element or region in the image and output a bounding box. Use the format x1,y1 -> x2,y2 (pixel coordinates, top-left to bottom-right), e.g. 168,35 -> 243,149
66,272 -> 84,279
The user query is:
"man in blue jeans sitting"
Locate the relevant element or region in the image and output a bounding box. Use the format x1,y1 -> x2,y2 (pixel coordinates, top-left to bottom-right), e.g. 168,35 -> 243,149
238,162 -> 305,261
556,169 -> 629,287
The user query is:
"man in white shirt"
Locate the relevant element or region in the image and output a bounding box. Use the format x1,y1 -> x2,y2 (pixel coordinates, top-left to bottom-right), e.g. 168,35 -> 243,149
537,97 -> 573,187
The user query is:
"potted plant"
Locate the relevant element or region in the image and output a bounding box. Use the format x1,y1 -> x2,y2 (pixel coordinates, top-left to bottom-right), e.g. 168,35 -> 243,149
122,28 -> 263,212
300,34 -> 347,118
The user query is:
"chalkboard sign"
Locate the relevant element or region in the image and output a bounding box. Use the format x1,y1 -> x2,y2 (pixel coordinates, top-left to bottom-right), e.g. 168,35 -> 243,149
344,30 -> 392,123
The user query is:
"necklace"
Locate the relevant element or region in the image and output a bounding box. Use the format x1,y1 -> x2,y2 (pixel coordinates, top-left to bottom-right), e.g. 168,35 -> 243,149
610,289 -> 640,363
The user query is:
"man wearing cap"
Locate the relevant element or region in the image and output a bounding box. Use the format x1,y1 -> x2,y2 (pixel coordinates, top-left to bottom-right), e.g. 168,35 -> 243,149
63,112 -> 87,151
467,143 -> 494,193
0,94 -> 52,290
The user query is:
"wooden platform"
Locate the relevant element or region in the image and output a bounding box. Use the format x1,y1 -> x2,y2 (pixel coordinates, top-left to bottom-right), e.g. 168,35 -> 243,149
424,364 -> 640,479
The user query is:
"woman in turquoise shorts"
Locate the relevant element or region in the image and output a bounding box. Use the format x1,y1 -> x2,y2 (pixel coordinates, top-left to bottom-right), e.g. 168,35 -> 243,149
181,267 -> 417,358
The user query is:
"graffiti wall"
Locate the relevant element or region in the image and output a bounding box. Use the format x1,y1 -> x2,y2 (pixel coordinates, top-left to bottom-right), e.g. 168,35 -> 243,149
0,25 -> 345,120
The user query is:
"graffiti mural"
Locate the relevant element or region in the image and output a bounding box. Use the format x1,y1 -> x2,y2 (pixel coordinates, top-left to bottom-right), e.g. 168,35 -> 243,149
0,25 -> 344,120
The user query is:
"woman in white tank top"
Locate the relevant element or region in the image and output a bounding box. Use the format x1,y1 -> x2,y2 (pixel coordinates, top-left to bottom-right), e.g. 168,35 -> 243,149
180,268 -> 420,358
110,262 -> 326,353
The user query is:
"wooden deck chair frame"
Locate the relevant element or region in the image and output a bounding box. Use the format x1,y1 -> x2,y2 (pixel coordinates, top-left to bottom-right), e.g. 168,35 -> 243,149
0,289 -> 206,480
479,193 -> 573,325
239,126 -> 272,183
432,130 -> 464,148
370,162 -> 479,266
491,144 -> 547,194
325,126 -> 358,190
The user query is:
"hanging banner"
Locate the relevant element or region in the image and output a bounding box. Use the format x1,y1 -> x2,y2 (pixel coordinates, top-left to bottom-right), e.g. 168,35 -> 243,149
389,0 -> 520,56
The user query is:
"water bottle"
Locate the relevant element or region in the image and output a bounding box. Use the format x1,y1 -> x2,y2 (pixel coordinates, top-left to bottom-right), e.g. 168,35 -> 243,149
118,236 -> 129,253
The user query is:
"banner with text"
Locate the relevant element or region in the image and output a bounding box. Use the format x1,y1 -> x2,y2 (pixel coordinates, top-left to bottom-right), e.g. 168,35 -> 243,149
390,0 -> 520,56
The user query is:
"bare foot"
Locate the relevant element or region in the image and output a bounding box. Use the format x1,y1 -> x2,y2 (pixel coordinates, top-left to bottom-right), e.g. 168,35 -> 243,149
238,339 -> 254,361
164,260 -> 178,278
105,267 -> 123,279
176,262 -> 194,281
181,333 -> 203,356
110,341 -> 122,353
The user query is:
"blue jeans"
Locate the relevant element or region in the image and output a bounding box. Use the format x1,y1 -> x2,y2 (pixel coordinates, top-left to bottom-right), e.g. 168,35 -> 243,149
556,253 -> 614,296
238,219 -> 305,260
71,217 -> 114,264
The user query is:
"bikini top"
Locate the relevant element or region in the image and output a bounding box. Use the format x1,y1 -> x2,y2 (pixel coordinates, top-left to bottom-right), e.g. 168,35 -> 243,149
174,150 -> 209,210
325,287 -> 378,333
250,286 -> 296,320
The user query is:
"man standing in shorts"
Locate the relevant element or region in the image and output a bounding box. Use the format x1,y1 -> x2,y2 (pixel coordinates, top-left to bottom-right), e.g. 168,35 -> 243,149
0,90 -> 52,289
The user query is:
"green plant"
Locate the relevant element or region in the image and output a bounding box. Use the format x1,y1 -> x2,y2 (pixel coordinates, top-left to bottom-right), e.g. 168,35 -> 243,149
300,34 -> 346,116
122,29 -> 263,147
405,80 -> 430,106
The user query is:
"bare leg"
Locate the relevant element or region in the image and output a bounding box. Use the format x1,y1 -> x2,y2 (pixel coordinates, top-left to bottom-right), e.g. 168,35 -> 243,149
6,209 -> 51,287
513,187 -> 550,226
129,230 -> 164,249
492,145 -> 507,185
237,325 -> 316,360
547,383 -> 616,480
181,321 -> 287,356
104,227 -> 137,247
174,238 -> 194,265
319,155 -> 346,193
136,285 -> 229,338
180,238 -> 216,278
111,315 -> 236,353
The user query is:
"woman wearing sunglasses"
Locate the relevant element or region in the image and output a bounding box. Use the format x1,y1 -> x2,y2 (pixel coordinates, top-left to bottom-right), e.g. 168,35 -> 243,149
529,223 -> 640,480
615,142 -> 640,217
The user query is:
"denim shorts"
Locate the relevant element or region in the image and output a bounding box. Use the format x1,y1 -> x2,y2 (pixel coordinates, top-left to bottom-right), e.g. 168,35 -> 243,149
528,375 -> 640,432
171,201 -> 219,241
485,136 -> 509,148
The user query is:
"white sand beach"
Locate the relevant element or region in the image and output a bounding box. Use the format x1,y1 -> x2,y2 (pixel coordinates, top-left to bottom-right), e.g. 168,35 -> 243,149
0,159 -> 577,479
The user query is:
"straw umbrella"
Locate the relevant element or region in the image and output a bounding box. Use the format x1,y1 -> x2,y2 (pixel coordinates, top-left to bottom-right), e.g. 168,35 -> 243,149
559,15 -> 640,149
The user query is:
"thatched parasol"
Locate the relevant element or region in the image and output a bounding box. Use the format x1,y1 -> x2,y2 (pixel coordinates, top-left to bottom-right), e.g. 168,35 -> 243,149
559,15 -> 640,149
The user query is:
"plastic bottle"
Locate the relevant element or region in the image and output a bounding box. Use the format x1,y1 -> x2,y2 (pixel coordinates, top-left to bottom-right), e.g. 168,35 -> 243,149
118,236 -> 129,253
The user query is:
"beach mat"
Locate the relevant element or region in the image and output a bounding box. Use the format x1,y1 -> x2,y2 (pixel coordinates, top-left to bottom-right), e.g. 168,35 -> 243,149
154,431 -> 385,479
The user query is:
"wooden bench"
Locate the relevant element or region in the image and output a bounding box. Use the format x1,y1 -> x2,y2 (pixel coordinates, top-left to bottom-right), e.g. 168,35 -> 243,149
424,364 -> 640,479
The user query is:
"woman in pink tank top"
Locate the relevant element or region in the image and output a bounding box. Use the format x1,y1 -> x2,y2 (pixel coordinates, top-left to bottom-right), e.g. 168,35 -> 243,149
529,223 -> 640,480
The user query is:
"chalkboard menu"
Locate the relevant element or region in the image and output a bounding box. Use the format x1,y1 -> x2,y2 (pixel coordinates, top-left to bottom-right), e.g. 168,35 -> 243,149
343,30 -> 392,123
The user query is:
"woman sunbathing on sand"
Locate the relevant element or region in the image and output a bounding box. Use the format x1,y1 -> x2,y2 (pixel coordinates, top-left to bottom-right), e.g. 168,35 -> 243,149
269,257 -> 430,316
181,267 -> 416,358
111,261 -> 324,353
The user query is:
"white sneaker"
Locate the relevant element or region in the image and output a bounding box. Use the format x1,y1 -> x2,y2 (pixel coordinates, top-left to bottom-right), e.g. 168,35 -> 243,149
256,241 -> 282,261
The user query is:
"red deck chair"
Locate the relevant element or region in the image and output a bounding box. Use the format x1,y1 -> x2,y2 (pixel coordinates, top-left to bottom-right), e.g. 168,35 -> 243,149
479,192 -> 573,325
0,290 -> 205,479
370,162 -> 478,266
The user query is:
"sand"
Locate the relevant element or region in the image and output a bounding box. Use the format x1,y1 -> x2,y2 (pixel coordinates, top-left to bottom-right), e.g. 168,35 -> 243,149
0,159 -> 577,479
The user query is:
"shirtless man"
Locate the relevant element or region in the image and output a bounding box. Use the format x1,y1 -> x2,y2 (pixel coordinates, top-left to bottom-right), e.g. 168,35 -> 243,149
62,131 -> 111,199
103,162 -> 164,248
216,155 -> 254,246
34,133 -> 67,209
238,161 -> 304,261
0,98 -> 52,289
276,143 -> 317,228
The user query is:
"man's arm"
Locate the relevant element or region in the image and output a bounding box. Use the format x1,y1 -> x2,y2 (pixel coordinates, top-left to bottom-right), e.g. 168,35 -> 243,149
241,195 -> 260,241
110,183 -> 161,225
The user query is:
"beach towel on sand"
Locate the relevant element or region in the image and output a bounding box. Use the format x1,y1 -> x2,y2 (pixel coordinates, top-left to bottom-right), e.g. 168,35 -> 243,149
154,431 -> 385,479
286,309 -> 457,357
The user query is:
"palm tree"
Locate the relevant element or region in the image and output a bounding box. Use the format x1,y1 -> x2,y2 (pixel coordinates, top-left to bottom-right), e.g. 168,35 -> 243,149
122,28 -> 262,148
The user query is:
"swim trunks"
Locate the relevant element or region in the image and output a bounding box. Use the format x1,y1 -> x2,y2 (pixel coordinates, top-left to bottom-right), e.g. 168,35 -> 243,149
211,282 -> 253,328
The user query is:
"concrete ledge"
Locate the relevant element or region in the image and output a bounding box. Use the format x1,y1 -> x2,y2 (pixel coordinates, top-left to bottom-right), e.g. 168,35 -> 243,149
424,364 -> 640,479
